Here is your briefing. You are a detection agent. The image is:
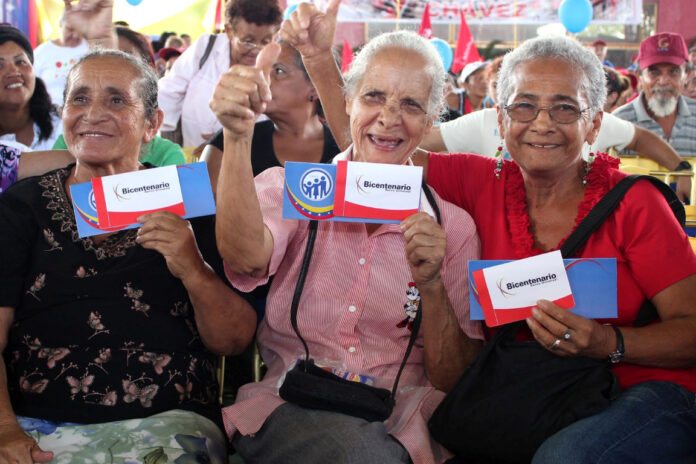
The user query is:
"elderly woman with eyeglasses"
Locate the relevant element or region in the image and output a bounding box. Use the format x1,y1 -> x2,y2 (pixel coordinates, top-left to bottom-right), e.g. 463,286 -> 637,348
158,0 -> 282,150
287,2 -> 696,460
428,37 -> 696,463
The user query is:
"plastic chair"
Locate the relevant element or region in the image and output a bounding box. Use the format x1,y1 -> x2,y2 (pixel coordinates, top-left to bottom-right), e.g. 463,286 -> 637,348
619,156 -> 696,205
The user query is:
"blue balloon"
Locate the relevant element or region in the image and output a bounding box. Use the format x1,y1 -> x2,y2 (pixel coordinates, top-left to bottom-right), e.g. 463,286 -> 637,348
429,38 -> 453,71
283,4 -> 299,20
126,0 -> 143,5
558,0 -> 593,34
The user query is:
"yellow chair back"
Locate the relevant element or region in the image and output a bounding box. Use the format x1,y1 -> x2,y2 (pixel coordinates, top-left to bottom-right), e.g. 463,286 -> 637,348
182,147 -> 199,164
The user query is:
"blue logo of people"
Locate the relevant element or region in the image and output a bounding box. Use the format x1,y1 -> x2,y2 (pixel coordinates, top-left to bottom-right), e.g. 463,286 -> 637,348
300,168 -> 333,201
89,190 -> 97,211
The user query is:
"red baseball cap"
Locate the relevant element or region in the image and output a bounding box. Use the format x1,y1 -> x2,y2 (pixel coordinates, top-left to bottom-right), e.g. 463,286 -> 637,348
638,32 -> 688,70
158,47 -> 185,61
591,40 -> 607,47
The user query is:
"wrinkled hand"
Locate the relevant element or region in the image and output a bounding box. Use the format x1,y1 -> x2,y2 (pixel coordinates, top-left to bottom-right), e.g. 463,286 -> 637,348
209,43 -> 280,139
676,176 -> 690,203
525,299 -> 615,358
0,422 -> 53,464
280,0 -> 341,61
136,211 -> 205,282
63,0 -> 114,42
401,212 -> 446,287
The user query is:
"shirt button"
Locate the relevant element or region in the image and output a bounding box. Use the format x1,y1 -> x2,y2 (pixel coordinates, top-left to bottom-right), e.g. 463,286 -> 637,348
348,346 -> 356,353
358,258 -> 366,265
348,305 -> 356,312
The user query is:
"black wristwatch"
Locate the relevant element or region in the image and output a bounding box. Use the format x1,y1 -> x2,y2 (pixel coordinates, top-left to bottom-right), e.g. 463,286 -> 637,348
608,326 -> 625,364
674,160 -> 692,172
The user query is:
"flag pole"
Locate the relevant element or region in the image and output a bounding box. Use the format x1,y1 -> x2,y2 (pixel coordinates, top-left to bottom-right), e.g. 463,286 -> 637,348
513,0 -> 518,47
396,0 -> 400,31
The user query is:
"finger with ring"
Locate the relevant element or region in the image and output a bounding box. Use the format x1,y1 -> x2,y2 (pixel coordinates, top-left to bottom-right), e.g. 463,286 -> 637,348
549,338 -> 561,350
563,329 -> 572,341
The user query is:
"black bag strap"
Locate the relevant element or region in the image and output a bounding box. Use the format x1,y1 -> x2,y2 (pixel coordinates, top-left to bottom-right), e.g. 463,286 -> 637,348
561,174 -> 685,258
199,34 -> 218,70
290,220 -> 319,362
561,174 -> 685,327
289,182 -> 441,398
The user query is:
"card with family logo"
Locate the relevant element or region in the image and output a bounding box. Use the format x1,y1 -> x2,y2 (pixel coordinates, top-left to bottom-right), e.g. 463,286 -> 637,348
70,162 -> 216,238
283,161 -> 422,223
471,251 -> 578,327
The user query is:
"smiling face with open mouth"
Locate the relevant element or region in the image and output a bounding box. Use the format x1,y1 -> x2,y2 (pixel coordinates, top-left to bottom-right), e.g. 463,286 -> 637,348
345,47 -> 433,166
62,55 -> 158,170
0,41 -> 35,110
498,57 -> 601,179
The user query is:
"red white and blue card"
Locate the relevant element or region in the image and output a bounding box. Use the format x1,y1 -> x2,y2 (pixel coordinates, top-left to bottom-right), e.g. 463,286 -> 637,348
283,160 -> 422,223
91,165 -> 185,228
70,162 -> 215,238
470,252 -> 618,327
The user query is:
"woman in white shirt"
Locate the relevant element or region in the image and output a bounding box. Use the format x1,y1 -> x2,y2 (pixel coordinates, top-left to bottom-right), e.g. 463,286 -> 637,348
0,26 -> 61,152
157,0 -> 282,150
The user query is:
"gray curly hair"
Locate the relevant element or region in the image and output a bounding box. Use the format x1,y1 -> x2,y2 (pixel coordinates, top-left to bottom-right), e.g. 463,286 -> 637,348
497,36 -> 606,118
343,30 -> 446,122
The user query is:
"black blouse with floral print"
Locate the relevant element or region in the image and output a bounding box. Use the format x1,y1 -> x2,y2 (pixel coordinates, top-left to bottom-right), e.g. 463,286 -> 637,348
0,165 -> 227,425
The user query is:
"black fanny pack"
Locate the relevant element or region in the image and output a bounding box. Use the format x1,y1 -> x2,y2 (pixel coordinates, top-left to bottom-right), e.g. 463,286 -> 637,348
279,183 -> 441,422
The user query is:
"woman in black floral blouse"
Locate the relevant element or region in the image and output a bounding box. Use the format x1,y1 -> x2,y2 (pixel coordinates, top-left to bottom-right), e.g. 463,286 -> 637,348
0,49 -> 256,463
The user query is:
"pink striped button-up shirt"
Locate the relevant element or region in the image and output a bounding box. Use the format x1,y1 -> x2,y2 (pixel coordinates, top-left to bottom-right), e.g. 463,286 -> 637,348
222,153 -> 482,464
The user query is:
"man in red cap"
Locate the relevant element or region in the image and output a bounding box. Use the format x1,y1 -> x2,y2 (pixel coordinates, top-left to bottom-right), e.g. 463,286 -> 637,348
613,32 -> 696,165
591,39 -> 613,67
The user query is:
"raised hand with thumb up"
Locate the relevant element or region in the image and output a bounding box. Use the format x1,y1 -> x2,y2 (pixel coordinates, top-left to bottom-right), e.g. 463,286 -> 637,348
209,43 -> 281,139
281,0 -> 341,62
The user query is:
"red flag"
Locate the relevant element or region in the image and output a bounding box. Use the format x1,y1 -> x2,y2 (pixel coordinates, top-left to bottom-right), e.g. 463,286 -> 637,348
214,0 -> 224,32
451,9 -> 482,74
418,3 -> 433,39
341,40 -> 353,73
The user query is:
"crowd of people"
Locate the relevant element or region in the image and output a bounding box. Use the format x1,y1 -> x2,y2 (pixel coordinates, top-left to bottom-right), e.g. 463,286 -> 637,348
0,0 -> 694,462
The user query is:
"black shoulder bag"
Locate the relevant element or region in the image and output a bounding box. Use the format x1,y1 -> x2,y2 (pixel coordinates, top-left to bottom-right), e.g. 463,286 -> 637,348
279,183 -> 441,422
427,175 -> 684,463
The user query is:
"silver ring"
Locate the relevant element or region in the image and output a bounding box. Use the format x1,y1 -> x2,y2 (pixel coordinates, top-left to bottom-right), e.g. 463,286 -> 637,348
549,338 -> 561,350
563,329 -> 572,341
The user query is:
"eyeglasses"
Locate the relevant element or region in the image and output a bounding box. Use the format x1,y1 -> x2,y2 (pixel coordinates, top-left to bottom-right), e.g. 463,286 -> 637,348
237,38 -> 272,51
504,102 -> 588,124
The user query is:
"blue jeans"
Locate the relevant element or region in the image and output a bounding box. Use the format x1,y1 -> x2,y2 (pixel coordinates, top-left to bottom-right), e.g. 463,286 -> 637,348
532,381 -> 696,464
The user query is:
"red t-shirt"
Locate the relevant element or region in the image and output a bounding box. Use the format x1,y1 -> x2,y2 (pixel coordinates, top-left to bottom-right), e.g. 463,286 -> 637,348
428,152 -> 696,392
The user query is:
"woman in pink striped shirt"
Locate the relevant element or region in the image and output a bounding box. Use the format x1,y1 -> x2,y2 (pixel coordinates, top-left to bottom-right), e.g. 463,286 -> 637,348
209,10 -> 483,464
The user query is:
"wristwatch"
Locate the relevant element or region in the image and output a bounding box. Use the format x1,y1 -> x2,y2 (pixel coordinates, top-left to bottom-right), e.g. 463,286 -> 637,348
674,160 -> 692,172
608,326 -> 625,364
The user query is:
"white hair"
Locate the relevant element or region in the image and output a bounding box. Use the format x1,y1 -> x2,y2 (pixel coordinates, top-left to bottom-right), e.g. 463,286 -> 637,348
497,36 -> 606,118
343,30 -> 446,122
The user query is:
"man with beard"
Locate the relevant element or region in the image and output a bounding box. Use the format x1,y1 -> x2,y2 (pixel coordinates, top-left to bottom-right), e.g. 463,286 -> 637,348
614,33 -> 696,164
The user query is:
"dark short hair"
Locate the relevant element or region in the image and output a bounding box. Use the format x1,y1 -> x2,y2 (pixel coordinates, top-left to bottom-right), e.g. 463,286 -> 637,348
0,26 -> 56,140
65,50 -> 159,119
116,26 -> 156,69
0,25 -> 33,63
225,0 -> 282,28
604,66 -> 629,96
